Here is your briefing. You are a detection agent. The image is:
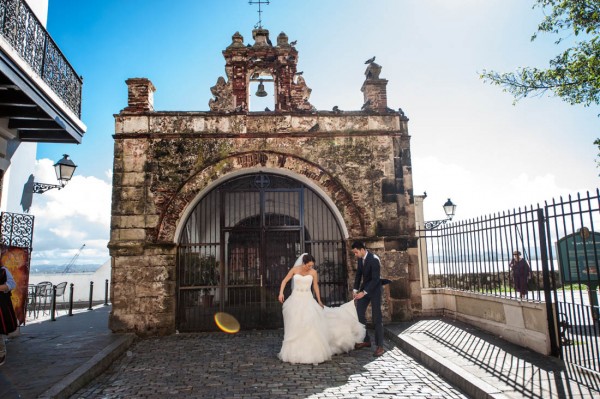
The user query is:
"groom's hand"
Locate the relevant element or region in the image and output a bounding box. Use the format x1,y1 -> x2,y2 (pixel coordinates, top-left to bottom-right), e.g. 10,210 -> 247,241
355,291 -> 366,300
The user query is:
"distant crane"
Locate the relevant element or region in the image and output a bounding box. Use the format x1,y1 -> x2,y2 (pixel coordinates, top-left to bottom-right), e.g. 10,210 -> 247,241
62,244 -> 85,273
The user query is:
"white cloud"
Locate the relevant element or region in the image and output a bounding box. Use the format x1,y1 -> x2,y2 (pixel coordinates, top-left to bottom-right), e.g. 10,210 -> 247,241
30,160 -> 111,267
412,156 -> 579,222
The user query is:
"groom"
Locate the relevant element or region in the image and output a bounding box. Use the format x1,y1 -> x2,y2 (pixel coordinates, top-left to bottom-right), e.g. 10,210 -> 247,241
351,241 -> 384,357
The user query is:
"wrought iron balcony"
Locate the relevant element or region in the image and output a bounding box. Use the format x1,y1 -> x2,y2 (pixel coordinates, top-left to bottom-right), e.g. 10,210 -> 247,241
0,0 -> 82,118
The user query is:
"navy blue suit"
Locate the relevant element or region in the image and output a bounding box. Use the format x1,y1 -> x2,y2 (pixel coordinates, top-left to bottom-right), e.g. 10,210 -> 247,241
354,251 -> 383,346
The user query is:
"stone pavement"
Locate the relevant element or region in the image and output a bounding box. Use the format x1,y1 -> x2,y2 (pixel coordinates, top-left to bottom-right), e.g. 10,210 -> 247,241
1,306 -> 599,398
70,330 -> 467,399
0,305 -> 134,399
386,318 -> 600,399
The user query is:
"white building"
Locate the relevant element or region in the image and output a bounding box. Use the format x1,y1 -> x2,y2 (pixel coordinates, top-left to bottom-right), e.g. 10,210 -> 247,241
0,0 -> 86,214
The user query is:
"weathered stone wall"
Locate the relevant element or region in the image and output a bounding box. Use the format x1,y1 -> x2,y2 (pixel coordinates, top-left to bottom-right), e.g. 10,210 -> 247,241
109,72 -> 417,335
110,111 -> 416,334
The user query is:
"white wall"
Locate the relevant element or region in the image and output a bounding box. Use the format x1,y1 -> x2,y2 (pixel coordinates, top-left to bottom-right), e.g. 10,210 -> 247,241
1,142 -> 36,213
422,288 -> 552,355
0,0 -> 49,213
25,0 -> 48,27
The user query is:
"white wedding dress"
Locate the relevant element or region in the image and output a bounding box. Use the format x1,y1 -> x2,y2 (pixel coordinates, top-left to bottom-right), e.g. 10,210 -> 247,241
278,274 -> 366,364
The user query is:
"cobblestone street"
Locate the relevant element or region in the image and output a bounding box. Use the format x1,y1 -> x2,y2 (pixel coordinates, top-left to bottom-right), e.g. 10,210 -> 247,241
71,330 -> 467,399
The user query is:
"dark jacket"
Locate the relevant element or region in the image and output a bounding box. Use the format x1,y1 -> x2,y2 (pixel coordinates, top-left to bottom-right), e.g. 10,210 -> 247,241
353,251 -> 382,295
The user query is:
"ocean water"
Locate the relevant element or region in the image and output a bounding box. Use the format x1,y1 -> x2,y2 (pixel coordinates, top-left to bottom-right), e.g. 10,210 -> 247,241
28,259 -> 110,302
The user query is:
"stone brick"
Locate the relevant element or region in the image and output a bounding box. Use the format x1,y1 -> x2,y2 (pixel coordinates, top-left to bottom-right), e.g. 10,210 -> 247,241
116,116 -> 150,134
121,172 -> 146,186
111,215 -> 146,229
119,187 -> 144,201
118,228 -> 147,241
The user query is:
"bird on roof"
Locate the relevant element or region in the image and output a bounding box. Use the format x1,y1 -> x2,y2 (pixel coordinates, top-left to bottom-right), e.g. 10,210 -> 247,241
332,106 -> 342,114
290,40 -> 297,46
294,71 -> 304,76
264,107 -> 271,112
361,99 -> 372,110
308,123 -> 320,132
267,37 -> 273,46
364,56 -> 376,64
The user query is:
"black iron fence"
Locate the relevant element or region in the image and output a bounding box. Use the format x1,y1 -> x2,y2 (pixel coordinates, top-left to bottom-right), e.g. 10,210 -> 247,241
419,189 -> 600,373
0,0 -> 82,117
0,211 -> 34,248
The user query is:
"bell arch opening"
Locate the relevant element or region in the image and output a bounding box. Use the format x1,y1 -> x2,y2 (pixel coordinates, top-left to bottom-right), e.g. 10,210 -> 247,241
176,172 -> 348,331
249,78 -> 275,112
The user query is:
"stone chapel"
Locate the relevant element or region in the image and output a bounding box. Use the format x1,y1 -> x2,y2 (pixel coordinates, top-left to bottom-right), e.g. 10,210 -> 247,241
108,28 -> 418,335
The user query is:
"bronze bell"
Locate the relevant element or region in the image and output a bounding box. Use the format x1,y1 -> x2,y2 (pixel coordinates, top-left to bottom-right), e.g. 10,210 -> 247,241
255,80 -> 267,97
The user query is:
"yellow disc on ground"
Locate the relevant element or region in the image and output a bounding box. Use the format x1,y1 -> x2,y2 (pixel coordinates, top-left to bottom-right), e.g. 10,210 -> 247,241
214,312 -> 240,334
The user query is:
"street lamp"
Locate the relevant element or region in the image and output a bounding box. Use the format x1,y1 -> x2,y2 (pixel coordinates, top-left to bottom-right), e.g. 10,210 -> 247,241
424,197 -> 457,230
32,154 -> 77,194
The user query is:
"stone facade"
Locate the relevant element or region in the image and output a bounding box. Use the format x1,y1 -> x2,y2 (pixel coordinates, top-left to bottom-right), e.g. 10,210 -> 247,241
109,28 -> 418,335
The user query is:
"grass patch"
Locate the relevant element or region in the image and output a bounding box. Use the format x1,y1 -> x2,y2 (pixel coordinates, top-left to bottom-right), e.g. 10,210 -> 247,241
559,283 -> 589,291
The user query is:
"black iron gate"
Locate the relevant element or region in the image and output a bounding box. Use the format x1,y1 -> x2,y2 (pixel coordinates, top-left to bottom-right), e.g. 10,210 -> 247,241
419,189 -> 600,374
177,173 -> 347,331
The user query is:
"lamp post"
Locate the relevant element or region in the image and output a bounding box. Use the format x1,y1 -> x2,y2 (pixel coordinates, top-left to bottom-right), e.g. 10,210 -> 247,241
424,198 -> 457,230
32,154 -> 77,194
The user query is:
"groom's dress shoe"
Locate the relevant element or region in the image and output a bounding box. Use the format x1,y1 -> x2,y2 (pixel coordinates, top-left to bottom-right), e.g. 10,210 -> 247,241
373,346 -> 384,357
354,342 -> 371,350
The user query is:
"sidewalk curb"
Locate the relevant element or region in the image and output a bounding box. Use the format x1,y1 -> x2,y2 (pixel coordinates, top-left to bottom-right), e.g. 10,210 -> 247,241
38,333 -> 136,399
384,328 -> 506,399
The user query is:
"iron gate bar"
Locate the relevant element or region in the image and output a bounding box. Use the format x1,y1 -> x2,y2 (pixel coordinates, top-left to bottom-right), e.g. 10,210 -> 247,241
177,173 -> 347,332
538,208 -> 559,356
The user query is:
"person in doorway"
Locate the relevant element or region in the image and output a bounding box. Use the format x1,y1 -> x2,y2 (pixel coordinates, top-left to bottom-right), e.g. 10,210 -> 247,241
0,248 -> 18,366
277,253 -> 365,364
509,250 -> 531,300
351,241 -> 385,357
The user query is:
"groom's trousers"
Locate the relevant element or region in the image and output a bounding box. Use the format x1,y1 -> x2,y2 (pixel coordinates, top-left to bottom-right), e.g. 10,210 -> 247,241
356,288 -> 384,347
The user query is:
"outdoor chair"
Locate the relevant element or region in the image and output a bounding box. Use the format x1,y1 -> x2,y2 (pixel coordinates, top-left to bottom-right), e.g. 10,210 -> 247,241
35,281 -> 53,316
26,284 -> 36,318
53,282 -> 68,314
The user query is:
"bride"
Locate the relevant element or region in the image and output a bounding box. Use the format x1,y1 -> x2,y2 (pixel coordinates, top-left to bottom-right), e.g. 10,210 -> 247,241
277,253 -> 366,364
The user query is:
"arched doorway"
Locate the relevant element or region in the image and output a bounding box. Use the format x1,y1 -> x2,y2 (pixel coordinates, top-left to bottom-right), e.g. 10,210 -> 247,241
177,173 -> 348,331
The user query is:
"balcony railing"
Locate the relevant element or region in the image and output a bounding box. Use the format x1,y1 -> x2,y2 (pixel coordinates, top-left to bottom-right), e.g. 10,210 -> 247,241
0,0 -> 82,118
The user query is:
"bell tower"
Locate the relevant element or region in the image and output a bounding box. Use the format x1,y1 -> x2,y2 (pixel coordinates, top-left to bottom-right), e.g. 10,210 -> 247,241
209,29 -> 313,113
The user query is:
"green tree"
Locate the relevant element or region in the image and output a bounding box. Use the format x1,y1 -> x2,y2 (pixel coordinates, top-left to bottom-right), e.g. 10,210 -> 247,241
480,0 -> 600,163
481,0 -> 600,105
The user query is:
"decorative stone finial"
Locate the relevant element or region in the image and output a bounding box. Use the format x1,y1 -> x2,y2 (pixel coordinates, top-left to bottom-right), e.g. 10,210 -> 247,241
209,76 -> 236,112
227,32 -> 245,49
252,28 -> 272,47
277,32 -> 289,47
365,62 -> 382,80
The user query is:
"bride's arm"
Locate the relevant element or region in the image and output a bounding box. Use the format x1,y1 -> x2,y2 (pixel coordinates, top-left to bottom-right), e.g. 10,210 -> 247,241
312,270 -> 324,308
278,267 -> 296,303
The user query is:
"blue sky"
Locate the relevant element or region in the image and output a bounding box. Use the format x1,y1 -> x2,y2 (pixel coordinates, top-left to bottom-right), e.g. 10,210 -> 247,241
30,0 -> 599,267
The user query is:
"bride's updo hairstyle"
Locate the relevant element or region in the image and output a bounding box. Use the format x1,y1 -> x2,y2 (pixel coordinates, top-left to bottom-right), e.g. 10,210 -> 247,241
302,254 -> 316,264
